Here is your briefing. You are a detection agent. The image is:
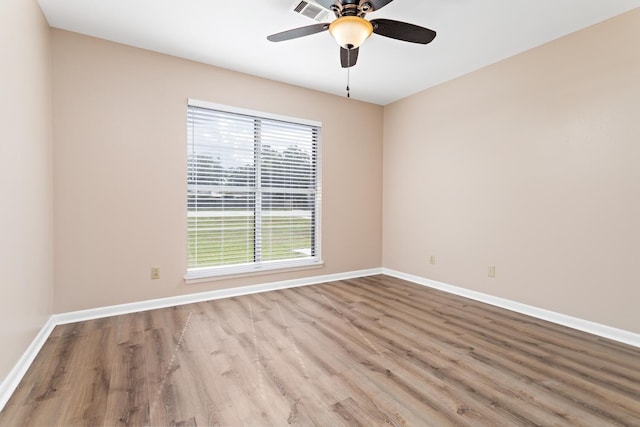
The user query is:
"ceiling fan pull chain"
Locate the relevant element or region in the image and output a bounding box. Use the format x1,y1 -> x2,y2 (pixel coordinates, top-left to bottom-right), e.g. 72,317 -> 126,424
346,73 -> 350,98
346,50 -> 351,98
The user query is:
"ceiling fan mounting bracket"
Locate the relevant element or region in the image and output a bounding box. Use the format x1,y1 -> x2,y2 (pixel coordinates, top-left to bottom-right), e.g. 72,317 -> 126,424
330,1 -> 372,19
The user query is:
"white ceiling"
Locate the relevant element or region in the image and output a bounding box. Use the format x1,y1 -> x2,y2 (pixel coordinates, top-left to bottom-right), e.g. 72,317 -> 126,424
37,0 -> 640,105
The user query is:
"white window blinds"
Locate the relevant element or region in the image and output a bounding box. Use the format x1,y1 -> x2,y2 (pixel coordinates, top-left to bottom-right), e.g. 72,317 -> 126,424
187,100 -> 321,279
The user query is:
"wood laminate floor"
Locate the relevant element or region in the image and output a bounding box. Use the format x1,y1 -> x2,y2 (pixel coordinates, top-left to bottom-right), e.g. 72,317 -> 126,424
1,275 -> 639,426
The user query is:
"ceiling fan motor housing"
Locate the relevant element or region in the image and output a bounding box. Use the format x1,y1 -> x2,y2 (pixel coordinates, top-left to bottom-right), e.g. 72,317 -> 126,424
330,1 -> 373,18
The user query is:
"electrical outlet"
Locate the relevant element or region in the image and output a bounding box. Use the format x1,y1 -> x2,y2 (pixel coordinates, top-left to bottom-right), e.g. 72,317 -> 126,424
488,266 -> 496,278
151,267 -> 160,279
429,255 -> 436,265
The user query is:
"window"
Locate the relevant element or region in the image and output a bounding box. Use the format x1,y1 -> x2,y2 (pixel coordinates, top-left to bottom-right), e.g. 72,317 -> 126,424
186,99 -> 322,281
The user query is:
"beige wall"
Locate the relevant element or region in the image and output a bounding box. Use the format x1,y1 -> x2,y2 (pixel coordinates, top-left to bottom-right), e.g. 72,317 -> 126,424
383,9 -> 640,333
0,0 -> 54,380
52,30 -> 383,313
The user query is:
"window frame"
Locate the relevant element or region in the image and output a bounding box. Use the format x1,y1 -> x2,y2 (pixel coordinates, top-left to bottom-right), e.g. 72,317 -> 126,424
185,98 -> 323,283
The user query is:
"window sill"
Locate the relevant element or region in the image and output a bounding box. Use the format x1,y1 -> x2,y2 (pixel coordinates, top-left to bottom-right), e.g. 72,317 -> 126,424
184,259 -> 324,285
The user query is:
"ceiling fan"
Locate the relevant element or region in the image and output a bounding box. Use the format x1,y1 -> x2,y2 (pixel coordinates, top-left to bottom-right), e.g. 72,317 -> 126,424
267,0 -> 436,68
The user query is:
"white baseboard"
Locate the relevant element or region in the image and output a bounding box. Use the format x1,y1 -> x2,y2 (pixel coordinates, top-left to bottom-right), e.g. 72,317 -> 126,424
53,267 -> 383,325
0,317 -> 57,412
383,268 -> 640,348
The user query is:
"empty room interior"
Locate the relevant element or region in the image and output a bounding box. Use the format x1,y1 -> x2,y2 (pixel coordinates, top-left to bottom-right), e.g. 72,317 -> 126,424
1,0 -> 640,425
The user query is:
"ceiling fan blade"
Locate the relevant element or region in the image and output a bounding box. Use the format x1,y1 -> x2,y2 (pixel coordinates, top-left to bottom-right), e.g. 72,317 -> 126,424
340,47 -> 359,68
368,0 -> 395,11
370,19 -> 436,44
267,23 -> 330,42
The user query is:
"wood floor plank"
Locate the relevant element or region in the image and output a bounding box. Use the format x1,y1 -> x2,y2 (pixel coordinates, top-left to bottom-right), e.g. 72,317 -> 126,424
332,277 -> 640,424
312,286 -> 553,425
104,333 -> 148,426
1,275 -> 639,426
282,286 -> 523,425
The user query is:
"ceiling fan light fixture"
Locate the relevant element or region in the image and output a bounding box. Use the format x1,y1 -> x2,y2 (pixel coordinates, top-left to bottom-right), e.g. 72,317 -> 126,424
329,16 -> 373,49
